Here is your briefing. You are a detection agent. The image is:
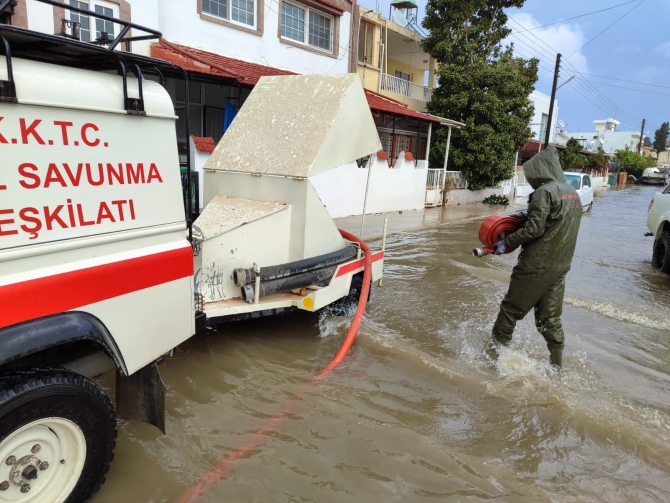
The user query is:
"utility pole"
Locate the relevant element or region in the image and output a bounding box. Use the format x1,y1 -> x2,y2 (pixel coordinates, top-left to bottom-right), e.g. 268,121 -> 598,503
544,53 -> 561,149
638,118 -> 645,154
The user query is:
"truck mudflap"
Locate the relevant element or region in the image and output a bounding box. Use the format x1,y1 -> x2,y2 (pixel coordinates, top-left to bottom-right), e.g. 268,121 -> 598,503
116,362 -> 166,434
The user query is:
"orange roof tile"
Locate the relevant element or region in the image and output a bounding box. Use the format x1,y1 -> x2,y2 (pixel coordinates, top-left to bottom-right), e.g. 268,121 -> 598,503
191,136 -> 216,153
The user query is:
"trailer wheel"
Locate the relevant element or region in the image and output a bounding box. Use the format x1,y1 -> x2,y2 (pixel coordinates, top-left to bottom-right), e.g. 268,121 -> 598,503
652,231 -> 670,273
330,274 -> 371,316
0,368 -> 116,503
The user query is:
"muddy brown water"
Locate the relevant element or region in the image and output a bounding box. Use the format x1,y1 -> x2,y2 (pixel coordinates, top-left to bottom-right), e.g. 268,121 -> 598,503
94,185 -> 670,503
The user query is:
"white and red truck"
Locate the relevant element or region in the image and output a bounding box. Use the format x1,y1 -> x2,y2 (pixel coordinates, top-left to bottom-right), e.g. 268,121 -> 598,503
0,3 -> 384,501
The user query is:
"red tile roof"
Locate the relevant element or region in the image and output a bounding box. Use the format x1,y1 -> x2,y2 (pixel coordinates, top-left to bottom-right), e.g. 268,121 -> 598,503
151,40 -> 295,86
191,136 -> 216,153
364,90 -> 441,123
150,41 -> 439,123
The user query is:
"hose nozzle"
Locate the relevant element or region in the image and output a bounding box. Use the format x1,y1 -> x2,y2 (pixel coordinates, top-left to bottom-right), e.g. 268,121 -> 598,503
473,247 -> 494,258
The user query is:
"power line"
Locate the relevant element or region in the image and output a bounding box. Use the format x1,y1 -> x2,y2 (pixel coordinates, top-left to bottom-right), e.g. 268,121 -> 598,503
565,0 -> 647,60
586,81 -> 670,97
510,1 -> 639,34
576,72 -> 670,90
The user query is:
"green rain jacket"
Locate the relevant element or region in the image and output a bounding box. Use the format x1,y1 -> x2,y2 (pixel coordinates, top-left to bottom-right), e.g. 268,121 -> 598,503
505,146 -> 582,271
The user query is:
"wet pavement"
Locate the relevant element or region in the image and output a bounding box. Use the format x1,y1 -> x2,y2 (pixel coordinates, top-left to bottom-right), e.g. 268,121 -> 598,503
94,185 -> 670,503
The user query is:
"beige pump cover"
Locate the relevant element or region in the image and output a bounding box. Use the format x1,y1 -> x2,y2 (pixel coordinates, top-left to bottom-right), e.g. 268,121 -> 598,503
204,74 -> 382,178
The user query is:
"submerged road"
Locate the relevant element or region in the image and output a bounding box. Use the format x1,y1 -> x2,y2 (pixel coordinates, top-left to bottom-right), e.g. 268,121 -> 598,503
94,185 -> 670,503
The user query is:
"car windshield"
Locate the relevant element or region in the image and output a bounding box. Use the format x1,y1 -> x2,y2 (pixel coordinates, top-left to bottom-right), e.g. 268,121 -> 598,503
565,174 -> 581,190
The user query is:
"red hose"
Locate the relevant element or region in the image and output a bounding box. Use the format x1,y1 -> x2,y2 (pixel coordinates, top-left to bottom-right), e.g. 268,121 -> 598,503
175,229 -> 373,503
473,214 -> 524,257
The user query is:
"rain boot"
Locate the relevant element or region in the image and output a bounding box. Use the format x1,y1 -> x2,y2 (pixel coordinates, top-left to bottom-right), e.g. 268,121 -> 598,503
549,345 -> 563,368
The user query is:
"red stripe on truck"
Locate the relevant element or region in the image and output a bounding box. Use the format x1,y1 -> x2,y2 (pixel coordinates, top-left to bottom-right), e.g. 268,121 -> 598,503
335,251 -> 384,277
0,246 -> 194,329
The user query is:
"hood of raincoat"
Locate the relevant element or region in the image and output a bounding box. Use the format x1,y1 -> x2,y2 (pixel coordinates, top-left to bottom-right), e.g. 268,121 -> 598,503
523,145 -> 566,189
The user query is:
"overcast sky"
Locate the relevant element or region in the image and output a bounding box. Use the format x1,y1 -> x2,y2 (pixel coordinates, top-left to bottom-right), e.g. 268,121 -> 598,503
358,0 -> 667,140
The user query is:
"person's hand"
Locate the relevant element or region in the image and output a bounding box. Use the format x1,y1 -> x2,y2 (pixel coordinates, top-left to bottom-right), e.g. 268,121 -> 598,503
493,239 -> 507,255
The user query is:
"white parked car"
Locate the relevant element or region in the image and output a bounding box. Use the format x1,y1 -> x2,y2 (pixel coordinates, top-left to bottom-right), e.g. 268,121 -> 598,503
647,184 -> 670,272
565,172 -> 594,212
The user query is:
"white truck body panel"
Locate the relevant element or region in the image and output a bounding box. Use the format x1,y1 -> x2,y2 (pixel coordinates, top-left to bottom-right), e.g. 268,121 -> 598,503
0,57 -> 194,373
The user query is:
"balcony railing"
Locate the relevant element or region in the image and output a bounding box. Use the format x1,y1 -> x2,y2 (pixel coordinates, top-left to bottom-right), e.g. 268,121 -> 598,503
381,73 -> 433,102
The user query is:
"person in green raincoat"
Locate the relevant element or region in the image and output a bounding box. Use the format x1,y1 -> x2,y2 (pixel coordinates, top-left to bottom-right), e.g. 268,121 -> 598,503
490,145 -> 582,367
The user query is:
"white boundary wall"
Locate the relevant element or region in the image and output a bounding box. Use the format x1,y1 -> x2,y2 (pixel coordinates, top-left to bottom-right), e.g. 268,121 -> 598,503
310,153 -> 429,218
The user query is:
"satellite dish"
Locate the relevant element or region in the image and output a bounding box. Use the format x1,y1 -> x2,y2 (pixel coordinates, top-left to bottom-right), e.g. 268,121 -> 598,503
393,8 -> 409,27
559,120 -> 565,128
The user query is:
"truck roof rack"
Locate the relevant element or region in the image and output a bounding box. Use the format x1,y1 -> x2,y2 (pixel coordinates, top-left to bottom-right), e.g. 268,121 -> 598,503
0,0 -> 196,236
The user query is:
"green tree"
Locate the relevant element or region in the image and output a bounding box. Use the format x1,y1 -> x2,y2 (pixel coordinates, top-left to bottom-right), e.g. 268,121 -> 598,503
615,146 -> 656,178
422,0 -> 538,190
587,147 -> 609,171
559,138 -> 588,171
644,136 -> 652,148
653,122 -> 669,154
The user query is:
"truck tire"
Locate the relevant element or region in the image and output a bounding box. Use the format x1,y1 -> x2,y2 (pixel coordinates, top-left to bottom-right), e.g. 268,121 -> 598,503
652,231 -> 670,273
0,368 -> 116,503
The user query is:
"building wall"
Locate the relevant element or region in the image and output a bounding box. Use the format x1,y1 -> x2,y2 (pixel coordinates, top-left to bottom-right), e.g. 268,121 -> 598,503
386,57 -> 424,86
358,65 -> 381,93
378,90 -> 426,112
528,90 -> 558,143
568,131 -> 640,155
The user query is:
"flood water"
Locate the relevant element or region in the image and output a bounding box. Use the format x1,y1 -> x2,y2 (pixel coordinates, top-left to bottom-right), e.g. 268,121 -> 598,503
94,185 -> 670,503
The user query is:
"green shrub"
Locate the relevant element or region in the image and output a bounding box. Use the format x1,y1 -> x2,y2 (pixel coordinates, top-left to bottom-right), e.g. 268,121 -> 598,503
483,195 -> 510,205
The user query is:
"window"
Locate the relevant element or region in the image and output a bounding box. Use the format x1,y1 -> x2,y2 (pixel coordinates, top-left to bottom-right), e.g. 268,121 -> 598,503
203,0 -> 255,28
69,0 -> 91,41
565,175 -> 581,190
395,70 -> 410,81
68,0 -> 118,43
539,113 -> 548,141
582,176 -> 591,188
94,4 -> 114,39
281,1 -> 333,53
358,20 -> 375,65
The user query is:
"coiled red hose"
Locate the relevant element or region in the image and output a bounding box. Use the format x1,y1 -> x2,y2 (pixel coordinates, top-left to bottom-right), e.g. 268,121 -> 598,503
472,214 -> 524,257
176,229 -> 373,503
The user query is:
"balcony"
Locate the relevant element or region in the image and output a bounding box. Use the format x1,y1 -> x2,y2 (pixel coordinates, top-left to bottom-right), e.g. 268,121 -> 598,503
380,73 -> 433,103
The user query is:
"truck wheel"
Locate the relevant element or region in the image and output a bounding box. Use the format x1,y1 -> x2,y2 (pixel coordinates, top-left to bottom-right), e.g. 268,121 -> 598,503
0,368 -> 116,503
652,231 -> 670,273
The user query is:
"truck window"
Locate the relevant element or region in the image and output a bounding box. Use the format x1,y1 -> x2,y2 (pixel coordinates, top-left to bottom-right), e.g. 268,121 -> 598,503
582,176 -> 591,188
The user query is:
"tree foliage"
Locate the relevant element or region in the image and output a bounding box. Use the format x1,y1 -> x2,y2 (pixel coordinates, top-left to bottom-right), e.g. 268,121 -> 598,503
615,146 -> 657,178
559,138 -> 587,171
644,136 -> 652,148
587,147 -> 610,171
653,122 -> 669,153
422,0 -> 538,190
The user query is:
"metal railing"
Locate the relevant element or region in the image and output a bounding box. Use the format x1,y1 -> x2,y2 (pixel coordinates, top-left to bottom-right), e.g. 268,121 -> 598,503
426,169 -> 445,189
425,169 -> 445,207
445,170 -> 468,189
381,73 -> 433,102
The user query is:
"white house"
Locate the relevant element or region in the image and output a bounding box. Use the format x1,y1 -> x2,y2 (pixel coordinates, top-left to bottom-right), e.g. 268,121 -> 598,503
566,118 -> 640,156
